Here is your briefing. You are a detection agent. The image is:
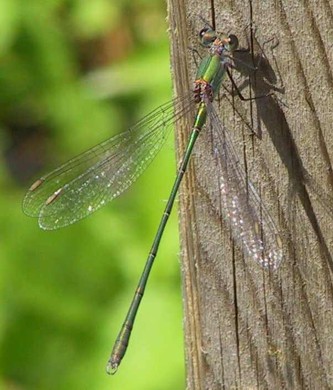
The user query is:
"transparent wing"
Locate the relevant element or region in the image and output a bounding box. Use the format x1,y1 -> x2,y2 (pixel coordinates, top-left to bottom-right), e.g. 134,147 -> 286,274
208,102 -> 283,270
23,95 -> 194,230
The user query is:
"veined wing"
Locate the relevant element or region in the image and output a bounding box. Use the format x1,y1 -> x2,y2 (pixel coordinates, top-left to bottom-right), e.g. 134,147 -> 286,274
208,102 -> 283,270
23,95 -> 194,230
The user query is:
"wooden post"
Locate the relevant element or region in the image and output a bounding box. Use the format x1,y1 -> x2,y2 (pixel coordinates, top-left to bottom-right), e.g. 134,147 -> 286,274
168,0 -> 333,388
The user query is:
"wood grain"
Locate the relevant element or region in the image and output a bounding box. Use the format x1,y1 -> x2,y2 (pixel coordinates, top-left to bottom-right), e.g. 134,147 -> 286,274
168,0 -> 333,388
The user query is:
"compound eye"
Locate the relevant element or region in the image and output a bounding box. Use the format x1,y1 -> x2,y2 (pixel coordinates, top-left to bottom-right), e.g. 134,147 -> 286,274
228,34 -> 239,50
199,28 -> 217,47
199,27 -> 209,38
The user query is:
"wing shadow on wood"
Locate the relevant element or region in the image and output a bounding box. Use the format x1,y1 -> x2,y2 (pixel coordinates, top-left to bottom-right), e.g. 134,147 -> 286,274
232,45 -> 333,273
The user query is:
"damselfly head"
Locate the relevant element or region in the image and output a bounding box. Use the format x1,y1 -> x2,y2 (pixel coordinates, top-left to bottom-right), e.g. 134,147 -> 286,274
199,27 -> 217,47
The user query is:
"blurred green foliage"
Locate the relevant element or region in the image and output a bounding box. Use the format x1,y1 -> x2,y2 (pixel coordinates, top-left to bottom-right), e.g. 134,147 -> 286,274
0,0 -> 184,389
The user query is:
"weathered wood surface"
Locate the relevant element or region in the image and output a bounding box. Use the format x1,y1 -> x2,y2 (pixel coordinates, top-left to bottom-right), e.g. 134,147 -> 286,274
168,1 -> 333,389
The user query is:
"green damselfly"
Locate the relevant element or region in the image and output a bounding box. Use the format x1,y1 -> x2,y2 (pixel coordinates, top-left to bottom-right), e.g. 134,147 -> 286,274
23,25 -> 283,373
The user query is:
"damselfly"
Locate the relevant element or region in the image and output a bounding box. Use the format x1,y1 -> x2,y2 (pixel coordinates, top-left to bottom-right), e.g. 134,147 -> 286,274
23,25 -> 283,373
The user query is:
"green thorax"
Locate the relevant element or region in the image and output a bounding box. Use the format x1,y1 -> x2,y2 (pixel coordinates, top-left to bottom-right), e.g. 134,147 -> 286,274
195,54 -> 226,98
